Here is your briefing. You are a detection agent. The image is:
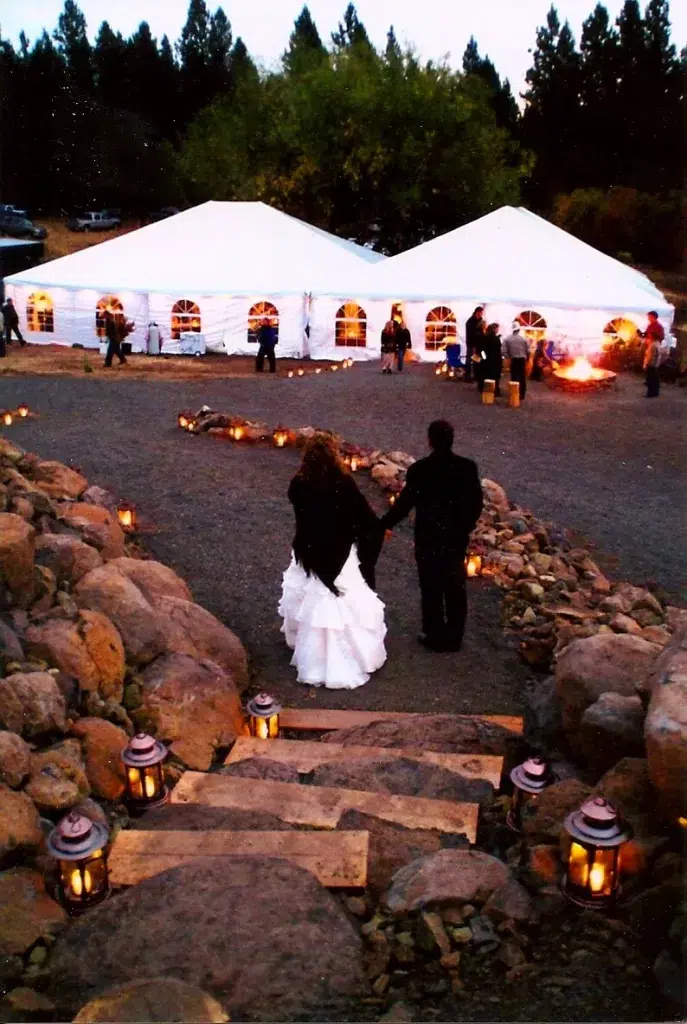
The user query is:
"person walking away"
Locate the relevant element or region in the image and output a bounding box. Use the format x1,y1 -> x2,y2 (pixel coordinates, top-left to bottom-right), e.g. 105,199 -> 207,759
642,311 -> 664,398
146,321 -> 162,356
255,317 -> 278,373
380,320 -> 397,374
0,306 -> 5,358
464,306 -> 485,383
2,298 -> 25,347
103,310 -> 126,367
396,320 -> 412,371
381,419 -> 483,652
504,322 -> 530,400
531,338 -> 553,381
479,323 -> 503,396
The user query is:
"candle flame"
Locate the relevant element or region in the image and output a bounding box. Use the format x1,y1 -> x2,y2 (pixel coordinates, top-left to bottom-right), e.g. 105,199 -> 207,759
18,405 -> 29,418
3,412 -> 12,426
589,862 -> 606,894
118,508 -> 134,529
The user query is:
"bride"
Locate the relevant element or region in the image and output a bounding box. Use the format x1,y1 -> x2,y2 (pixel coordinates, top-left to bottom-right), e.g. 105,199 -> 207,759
278,433 -> 387,689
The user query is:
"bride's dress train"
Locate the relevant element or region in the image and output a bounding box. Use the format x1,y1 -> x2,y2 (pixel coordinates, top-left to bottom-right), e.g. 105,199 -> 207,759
278,545 -> 387,689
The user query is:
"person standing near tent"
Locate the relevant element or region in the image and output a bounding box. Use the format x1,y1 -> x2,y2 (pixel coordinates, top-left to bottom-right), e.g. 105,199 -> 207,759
642,311 -> 665,398
395,320 -> 412,372
0,306 -> 5,358
464,306 -> 485,383
146,322 -> 163,356
103,309 -> 126,368
479,323 -> 503,397
380,319 -> 398,374
255,317 -> 278,373
504,322 -> 530,401
2,298 -> 25,348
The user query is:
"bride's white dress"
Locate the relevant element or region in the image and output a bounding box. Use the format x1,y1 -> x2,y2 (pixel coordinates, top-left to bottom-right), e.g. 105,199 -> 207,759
278,544 -> 387,689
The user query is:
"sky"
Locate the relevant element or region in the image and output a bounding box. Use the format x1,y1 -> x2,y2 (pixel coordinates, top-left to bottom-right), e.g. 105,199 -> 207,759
1,0 -> 685,98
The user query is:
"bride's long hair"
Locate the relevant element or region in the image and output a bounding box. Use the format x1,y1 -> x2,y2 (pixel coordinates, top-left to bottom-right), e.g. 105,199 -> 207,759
297,433 -> 346,489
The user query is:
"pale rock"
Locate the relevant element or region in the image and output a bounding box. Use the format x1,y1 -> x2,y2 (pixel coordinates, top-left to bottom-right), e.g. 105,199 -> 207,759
385,849 -> 511,914
57,503 -> 125,561
519,581 -> 544,602
72,979 -> 229,1023
521,606 -> 537,626
26,740 -> 90,813
640,625 -> 671,646
70,718 -> 128,801
611,612 -> 643,635
25,610 -> 125,702
0,672 -> 67,738
32,461 -> 87,500
0,788 -> 44,867
532,553 -> 553,573
75,564 -> 166,666
81,486 -> 118,515
155,597 -> 248,691
0,513 -> 36,609
631,591 -> 664,616
481,479 -> 508,509
600,593 -> 632,616
106,558 -> 192,605
35,534 -> 102,586
0,732 -> 30,789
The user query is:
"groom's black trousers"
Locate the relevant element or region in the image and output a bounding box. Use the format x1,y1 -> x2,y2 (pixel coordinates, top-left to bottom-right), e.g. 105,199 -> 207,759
416,545 -> 467,648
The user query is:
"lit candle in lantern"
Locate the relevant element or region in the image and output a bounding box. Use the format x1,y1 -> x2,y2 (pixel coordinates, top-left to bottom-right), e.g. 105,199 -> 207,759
233,426 -> 244,441
121,733 -> 168,812
331,365 -> 338,372
178,413 -> 190,429
2,411 -> 13,426
350,457 -> 358,472
435,367 -> 442,376
288,371 -> 294,378
315,368 -> 322,374
298,369 -> 305,377
274,429 -> 288,448
464,553 -> 483,578
117,504 -> 136,532
561,796 -> 631,909
388,494 -> 396,506
246,693 -> 282,739
186,420 -> 196,432
17,404 -> 29,418
47,811 -> 110,915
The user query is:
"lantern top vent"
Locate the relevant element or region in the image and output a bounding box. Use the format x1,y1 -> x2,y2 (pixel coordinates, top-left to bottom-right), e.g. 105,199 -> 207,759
246,693 -> 282,718
510,756 -> 551,794
564,796 -> 632,847
47,811 -> 109,860
121,732 -> 167,768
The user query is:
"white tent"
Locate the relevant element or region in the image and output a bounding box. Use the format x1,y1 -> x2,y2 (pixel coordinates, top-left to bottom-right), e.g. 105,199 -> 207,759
3,201 -> 386,357
355,206 -> 674,362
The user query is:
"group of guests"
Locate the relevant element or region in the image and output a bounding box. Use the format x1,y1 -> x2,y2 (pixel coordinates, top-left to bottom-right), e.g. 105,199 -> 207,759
465,306 -> 533,400
0,298 -> 25,357
380,319 -> 412,373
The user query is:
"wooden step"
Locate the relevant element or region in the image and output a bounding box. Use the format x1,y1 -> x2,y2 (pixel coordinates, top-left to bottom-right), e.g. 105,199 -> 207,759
171,772 -> 478,841
279,708 -> 523,735
108,829 -> 368,889
225,736 -> 503,790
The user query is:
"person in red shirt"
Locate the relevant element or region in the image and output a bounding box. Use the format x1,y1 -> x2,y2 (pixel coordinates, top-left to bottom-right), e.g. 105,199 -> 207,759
641,311 -> 665,398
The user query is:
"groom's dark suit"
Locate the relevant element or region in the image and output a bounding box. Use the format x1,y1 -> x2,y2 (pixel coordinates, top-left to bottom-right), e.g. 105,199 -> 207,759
382,449 -> 483,650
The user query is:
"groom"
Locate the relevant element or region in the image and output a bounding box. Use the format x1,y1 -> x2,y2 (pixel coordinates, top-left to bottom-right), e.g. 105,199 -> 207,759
382,419 -> 483,652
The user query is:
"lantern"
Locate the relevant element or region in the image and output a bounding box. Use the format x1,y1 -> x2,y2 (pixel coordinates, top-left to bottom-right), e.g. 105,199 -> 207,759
298,369 -> 305,377
117,504 -> 136,532
17,404 -> 29,418
561,796 -> 631,910
388,494 -> 396,506
177,412 -> 190,429
2,411 -> 12,426
121,732 -> 168,812
464,553 -> 483,578
288,370 -> 294,378
47,811 -> 110,915
507,756 -> 551,831
233,425 -> 244,441
273,428 -> 289,448
435,366 -> 442,376
331,365 -> 338,372
350,457 -> 359,472
186,419 -> 196,433
246,692 -> 282,739
315,368 -> 322,374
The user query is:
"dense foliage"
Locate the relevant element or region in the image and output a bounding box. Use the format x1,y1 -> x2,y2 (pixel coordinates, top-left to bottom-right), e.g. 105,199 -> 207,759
0,0 -> 683,261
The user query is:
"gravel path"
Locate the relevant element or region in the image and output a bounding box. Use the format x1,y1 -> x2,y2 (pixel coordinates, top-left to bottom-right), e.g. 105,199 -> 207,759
1,364 -> 684,716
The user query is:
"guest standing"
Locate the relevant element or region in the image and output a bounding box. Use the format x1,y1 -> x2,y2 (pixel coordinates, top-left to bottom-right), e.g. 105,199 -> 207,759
382,419 -> 483,653
395,320 -> 412,372
504,323 -> 530,400
380,320 -> 397,374
255,317 -> 278,373
464,306 -> 485,383
103,310 -> 126,367
0,307 -> 5,358
642,311 -> 664,399
479,323 -> 503,397
146,322 -> 162,356
531,339 -> 553,381
2,298 -> 25,347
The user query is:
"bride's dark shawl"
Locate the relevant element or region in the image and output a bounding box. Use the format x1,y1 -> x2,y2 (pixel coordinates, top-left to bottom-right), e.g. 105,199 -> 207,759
288,472 -> 383,594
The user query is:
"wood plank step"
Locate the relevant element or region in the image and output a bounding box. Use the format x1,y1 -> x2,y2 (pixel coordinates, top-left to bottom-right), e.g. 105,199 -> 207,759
108,829 -> 368,889
279,708 -> 523,735
171,772 -> 478,841
225,736 -> 503,790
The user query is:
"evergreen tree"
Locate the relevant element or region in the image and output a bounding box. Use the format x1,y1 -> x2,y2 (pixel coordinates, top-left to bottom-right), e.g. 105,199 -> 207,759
53,0 -> 92,93
331,4 -> 371,49
93,21 -> 128,110
461,36 -> 518,134
578,4 -> 620,187
284,6 -> 325,74
208,8 -> 233,94
385,26 -> 402,63
178,0 -> 212,119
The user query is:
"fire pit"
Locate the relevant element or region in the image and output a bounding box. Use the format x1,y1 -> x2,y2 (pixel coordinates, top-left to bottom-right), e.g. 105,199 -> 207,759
550,357 -> 617,393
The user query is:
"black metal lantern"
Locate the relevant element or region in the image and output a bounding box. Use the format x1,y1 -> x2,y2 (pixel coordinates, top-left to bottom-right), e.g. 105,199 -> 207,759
121,733 -> 168,811
562,796 -> 632,910
507,756 -> 552,831
246,693 -> 282,739
47,811 -> 110,915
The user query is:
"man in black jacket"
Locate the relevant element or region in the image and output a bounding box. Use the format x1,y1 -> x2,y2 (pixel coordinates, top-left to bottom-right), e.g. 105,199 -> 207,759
381,419 -> 483,652
464,306 -> 485,383
2,298 -> 25,347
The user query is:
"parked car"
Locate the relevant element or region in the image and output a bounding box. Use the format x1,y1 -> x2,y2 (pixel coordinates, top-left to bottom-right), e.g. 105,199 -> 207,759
148,206 -> 179,223
66,211 -> 122,232
0,203 -> 28,219
0,214 -> 47,240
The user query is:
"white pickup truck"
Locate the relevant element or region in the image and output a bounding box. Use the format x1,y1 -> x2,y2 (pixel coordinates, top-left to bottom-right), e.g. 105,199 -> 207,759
67,211 -> 122,232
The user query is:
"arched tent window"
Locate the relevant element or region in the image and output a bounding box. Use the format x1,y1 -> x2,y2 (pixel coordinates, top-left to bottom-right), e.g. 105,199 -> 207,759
517,310 -> 547,341
26,292 -> 54,333
248,301 -> 279,344
95,296 -> 124,338
335,302 -> 367,347
603,317 -> 639,346
425,306 -> 457,350
171,300 -> 201,341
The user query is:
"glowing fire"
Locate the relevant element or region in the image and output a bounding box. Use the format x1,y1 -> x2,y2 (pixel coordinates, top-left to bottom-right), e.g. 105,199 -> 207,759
556,356 -> 606,382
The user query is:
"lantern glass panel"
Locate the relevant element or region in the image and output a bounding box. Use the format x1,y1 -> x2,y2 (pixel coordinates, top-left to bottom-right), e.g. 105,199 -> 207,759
250,713 -> 279,739
60,850 -> 108,908
568,841 -> 590,888
126,763 -> 164,805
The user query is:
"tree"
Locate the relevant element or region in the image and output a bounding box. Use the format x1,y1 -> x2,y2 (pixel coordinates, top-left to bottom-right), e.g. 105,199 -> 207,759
385,26 -> 402,64
284,6 -> 326,74
177,0 -> 212,119
53,0 -> 92,93
208,7 -> 233,94
93,21 -> 127,110
461,36 -> 519,134
331,4 -> 371,49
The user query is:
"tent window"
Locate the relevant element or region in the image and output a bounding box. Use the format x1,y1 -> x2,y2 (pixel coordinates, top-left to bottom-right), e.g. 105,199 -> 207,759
26,292 -> 54,333
95,296 -> 124,338
517,310 -> 547,341
603,317 -> 638,345
335,302 -> 367,347
248,301 -> 279,344
171,299 -> 201,341
425,306 -> 457,350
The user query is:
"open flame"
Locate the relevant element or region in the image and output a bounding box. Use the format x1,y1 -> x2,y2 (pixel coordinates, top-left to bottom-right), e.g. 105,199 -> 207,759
556,356 -> 606,382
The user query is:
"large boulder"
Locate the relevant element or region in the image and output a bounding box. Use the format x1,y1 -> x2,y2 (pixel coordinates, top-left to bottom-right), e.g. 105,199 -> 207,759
73,978 -> 229,1023
578,692 -> 646,775
593,758 -> 663,874
555,633 -> 662,735
75,564 -> 166,666
336,809 -> 445,896
35,534 -> 103,586
0,786 -> 44,866
310,757 -> 493,806
644,626 -> 687,820
0,513 -> 36,608
25,739 -> 90,813
481,478 -> 508,510
107,558 -> 192,604
31,461 -> 87,500
0,869 -> 67,956
137,653 -> 245,771
0,732 -> 30,789
385,849 -> 511,914
70,718 -> 127,801
520,777 -> 592,843
25,610 -> 125,702
0,619 -> 24,663
48,857 -> 366,1022
80,486 -> 118,515
57,503 -> 125,561
155,597 -> 248,690
0,672 -> 67,738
